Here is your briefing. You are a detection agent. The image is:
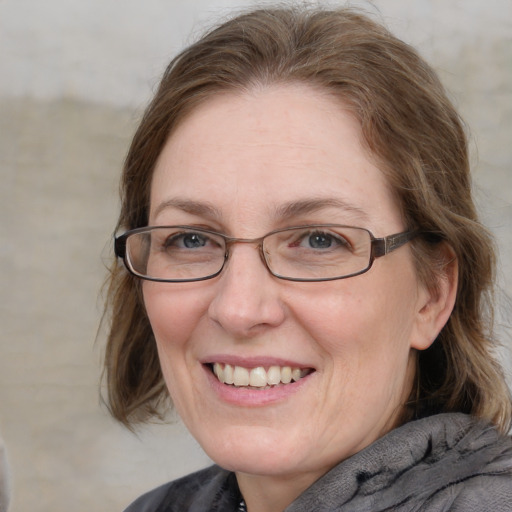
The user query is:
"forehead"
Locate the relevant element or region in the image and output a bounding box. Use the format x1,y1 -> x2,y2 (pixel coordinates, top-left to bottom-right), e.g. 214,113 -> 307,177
150,84 -> 402,233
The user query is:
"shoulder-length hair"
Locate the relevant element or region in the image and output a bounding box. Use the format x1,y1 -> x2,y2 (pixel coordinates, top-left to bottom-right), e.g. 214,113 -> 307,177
103,6 -> 512,433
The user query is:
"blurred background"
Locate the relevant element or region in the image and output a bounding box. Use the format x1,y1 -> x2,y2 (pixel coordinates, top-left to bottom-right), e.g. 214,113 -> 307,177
0,0 -> 511,510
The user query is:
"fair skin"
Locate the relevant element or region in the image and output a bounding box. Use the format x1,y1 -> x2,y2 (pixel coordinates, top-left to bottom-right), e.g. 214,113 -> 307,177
142,84 -> 456,512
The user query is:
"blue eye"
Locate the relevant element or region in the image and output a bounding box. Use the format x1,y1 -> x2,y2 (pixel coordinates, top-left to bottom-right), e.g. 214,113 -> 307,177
164,232 -> 209,250
307,232 -> 334,249
299,230 -> 349,250
181,233 -> 207,249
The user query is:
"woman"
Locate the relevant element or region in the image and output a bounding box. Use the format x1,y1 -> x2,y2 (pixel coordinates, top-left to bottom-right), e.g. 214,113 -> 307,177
104,7 -> 512,511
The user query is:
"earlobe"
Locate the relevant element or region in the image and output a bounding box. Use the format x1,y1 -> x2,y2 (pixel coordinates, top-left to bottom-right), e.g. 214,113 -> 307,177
411,245 -> 458,351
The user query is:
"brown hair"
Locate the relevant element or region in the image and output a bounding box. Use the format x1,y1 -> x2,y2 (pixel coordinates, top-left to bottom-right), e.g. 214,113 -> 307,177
103,6 -> 512,432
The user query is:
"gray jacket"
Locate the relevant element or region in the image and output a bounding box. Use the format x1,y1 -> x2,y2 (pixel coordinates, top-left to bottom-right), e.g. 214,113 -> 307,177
124,413 -> 512,511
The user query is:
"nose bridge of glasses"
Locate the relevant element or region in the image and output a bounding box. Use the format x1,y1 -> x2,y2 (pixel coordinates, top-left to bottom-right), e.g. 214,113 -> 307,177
224,234 -> 269,267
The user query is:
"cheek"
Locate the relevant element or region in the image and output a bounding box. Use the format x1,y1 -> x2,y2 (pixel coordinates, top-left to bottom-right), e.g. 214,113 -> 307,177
293,273 -> 419,373
142,283 -> 210,353
142,284 -> 212,411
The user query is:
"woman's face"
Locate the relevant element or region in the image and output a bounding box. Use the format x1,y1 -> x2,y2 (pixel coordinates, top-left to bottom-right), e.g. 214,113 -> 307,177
143,84 -> 432,482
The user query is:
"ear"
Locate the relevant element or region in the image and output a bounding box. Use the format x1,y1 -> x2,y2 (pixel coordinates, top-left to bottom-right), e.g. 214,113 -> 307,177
410,243 -> 458,351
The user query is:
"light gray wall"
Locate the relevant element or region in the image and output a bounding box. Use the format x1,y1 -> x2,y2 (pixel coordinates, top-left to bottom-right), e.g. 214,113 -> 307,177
0,1 -> 511,511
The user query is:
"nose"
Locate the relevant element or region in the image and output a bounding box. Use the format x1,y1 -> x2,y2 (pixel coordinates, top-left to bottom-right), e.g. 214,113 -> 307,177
208,243 -> 286,337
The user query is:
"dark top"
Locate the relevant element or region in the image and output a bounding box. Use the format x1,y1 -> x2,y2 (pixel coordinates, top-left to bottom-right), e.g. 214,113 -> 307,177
124,413 -> 512,511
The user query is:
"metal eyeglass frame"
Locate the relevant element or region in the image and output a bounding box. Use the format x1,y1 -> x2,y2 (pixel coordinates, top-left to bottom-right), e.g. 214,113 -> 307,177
114,224 -> 419,283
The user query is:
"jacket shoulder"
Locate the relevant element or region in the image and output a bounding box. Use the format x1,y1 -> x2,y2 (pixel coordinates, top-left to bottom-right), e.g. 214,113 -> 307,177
449,467 -> 512,511
123,465 -> 229,512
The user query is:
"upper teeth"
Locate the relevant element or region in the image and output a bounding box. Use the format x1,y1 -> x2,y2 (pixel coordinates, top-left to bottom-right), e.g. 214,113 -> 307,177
212,363 -> 309,388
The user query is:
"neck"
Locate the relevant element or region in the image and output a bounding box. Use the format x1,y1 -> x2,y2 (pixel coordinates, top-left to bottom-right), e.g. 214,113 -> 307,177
236,470 -> 321,512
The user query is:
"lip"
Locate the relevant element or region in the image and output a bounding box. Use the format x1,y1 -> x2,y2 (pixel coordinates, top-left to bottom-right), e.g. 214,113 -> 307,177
201,354 -> 314,369
201,355 -> 316,407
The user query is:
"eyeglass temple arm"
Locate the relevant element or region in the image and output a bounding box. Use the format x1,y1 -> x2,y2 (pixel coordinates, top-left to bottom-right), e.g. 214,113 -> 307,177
372,231 -> 419,258
114,235 -> 127,259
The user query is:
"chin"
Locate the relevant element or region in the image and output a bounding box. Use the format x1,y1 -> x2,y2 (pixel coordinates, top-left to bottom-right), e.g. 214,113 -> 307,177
198,425 -> 307,475
212,451 -> 302,477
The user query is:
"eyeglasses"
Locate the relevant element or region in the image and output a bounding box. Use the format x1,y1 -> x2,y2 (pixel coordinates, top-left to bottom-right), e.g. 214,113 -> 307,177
114,224 -> 418,283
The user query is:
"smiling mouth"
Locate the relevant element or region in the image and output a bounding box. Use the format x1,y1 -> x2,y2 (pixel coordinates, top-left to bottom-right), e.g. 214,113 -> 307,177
209,363 -> 313,389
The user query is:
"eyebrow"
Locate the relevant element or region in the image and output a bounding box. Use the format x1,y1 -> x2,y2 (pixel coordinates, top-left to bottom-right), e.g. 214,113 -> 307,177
153,196 -> 368,223
153,198 -> 222,220
273,197 -> 368,222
